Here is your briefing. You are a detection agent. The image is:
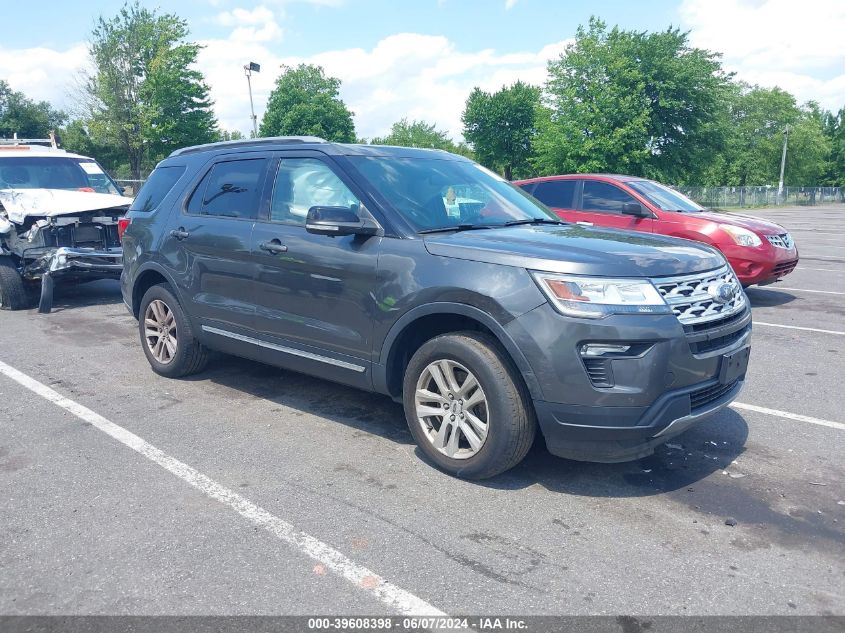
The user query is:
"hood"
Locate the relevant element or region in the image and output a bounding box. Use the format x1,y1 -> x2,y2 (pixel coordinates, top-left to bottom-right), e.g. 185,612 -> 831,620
424,224 -> 726,277
695,211 -> 787,235
0,188 -> 130,224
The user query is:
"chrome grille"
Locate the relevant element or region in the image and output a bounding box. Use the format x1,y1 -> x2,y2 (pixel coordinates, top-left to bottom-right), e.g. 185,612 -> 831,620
652,267 -> 746,326
766,233 -> 794,249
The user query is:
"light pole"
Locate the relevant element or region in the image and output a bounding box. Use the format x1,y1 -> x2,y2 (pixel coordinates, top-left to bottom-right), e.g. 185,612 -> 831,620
244,62 -> 261,138
777,124 -> 789,203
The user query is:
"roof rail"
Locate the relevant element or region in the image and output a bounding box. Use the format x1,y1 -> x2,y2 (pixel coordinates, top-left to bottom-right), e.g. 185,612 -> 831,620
0,131 -> 60,149
169,136 -> 328,157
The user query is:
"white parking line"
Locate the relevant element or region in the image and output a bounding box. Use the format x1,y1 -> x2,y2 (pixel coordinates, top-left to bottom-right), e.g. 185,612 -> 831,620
765,287 -> 845,295
731,403 -> 845,432
0,359 -> 444,617
755,321 -> 845,336
797,267 -> 844,272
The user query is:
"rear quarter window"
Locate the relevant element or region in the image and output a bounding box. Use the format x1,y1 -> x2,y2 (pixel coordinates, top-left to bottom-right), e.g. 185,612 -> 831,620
130,166 -> 186,212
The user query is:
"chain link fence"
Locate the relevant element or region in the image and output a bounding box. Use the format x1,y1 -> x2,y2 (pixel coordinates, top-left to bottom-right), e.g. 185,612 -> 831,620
113,179 -> 147,197
113,176 -> 843,210
676,186 -> 845,209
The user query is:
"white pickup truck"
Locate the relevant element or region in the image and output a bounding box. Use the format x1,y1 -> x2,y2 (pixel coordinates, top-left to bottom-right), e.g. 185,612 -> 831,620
0,138 -> 130,313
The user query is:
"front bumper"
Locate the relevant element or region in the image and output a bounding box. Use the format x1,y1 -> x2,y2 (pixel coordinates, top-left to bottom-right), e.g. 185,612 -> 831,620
22,247 -> 123,280
505,302 -> 751,463
724,242 -> 799,286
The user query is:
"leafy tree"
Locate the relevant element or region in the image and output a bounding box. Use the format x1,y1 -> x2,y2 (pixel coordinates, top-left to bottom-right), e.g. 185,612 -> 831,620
820,107 -> 844,186
535,17 -> 733,183
462,81 -> 540,179
719,87 -> 830,186
218,129 -> 246,141
81,1 -> 218,179
0,80 -> 66,139
260,64 -> 355,142
371,118 -> 454,150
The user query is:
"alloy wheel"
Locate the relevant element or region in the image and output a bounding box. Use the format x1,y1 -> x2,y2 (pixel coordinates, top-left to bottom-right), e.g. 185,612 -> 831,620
144,299 -> 177,364
414,359 -> 489,459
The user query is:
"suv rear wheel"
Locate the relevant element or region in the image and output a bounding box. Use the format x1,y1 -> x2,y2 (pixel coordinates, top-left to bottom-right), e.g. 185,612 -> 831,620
403,332 -> 535,479
0,256 -> 29,311
139,283 -> 209,378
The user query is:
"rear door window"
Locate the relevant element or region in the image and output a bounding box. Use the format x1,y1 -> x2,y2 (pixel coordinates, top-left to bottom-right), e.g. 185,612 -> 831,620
187,158 -> 268,219
531,180 -> 577,208
581,180 -> 638,214
130,166 -> 186,212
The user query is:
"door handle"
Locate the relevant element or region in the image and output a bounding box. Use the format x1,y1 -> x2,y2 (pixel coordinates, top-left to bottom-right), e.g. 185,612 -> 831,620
170,228 -> 190,240
260,239 -> 288,254
576,221 -> 593,227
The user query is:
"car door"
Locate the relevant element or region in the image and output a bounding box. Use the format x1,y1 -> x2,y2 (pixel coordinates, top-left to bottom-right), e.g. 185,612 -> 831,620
577,180 -> 654,233
158,154 -> 271,342
525,179 -> 583,223
249,153 -> 382,389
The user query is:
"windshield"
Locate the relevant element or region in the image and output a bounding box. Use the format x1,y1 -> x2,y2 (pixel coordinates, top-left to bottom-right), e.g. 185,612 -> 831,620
348,156 -> 559,231
0,156 -> 121,195
627,180 -> 703,213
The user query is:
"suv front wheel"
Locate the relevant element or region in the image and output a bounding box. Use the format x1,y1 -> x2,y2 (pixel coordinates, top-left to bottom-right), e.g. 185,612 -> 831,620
139,283 -> 209,378
403,332 -> 536,479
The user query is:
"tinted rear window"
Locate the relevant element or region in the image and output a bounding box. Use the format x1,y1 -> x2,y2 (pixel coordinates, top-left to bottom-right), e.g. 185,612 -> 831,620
187,158 -> 267,219
129,166 -> 186,212
531,180 -> 577,208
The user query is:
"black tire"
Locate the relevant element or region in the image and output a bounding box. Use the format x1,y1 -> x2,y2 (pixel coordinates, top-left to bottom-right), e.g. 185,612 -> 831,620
138,283 -> 209,378
0,256 -> 30,311
402,331 -> 536,479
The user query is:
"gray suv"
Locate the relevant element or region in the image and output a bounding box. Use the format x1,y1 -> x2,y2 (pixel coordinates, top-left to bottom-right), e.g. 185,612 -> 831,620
120,137 -> 751,479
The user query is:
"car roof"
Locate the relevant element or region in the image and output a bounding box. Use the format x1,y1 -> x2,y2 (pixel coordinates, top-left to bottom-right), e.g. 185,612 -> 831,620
168,136 -> 466,161
514,174 -> 645,184
0,147 -> 93,160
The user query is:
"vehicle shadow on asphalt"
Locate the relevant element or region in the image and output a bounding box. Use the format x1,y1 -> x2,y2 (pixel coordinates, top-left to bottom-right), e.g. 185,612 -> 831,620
196,354 -> 749,498
745,287 -> 796,307
27,279 -> 124,314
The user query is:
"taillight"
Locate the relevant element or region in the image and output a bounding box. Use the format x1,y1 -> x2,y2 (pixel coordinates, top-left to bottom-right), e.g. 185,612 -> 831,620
117,217 -> 132,241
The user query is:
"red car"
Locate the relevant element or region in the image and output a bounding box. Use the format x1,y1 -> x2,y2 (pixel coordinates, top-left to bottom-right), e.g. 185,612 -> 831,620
514,174 -> 799,286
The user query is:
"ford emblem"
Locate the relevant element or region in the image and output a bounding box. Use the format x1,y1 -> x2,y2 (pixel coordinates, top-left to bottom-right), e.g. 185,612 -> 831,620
708,282 -> 736,305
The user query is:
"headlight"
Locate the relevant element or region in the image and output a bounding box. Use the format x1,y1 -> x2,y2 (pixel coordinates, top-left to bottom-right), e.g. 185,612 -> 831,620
530,272 -> 671,319
722,225 -> 762,247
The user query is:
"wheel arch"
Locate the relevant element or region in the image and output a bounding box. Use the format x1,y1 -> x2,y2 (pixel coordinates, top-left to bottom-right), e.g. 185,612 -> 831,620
374,303 -> 541,401
130,263 -> 182,318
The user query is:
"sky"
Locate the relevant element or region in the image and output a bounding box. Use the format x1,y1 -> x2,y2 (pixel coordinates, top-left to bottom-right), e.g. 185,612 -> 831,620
1,0 -> 844,141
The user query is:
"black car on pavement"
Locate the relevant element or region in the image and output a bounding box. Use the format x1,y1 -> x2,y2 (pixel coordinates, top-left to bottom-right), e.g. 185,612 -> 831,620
120,137 -> 751,479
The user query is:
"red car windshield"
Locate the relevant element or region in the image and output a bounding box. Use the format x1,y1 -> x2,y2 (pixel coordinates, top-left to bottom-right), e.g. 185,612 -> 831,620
628,180 -> 704,213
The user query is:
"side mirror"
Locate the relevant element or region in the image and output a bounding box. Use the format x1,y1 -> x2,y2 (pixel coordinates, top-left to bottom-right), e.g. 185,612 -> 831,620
621,202 -> 650,217
305,206 -> 379,237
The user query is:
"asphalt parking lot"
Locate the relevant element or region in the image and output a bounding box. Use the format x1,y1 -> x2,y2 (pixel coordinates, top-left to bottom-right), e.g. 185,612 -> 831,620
0,205 -> 843,617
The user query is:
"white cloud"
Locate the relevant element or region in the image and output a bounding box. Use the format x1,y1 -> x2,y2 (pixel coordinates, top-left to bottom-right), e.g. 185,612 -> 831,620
0,43 -> 88,109
680,0 -> 845,110
215,5 -> 283,42
505,0 -> 520,9
199,31 -> 571,139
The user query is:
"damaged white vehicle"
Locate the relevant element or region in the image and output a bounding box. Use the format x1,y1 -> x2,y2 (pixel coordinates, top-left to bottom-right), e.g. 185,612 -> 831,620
0,141 -> 130,313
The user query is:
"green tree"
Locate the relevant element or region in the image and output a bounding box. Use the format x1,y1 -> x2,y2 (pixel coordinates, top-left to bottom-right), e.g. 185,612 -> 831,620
0,80 -> 66,139
371,118 -> 455,150
260,64 -> 355,142
535,17 -> 733,183
218,129 -> 246,142
720,87 -> 830,186
462,81 -> 540,179
81,1 -> 218,179
823,107 -> 845,186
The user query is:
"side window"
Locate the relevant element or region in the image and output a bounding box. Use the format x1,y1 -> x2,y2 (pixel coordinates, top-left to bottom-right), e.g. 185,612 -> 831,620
186,158 -> 267,219
130,166 -> 186,212
531,180 -> 576,208
582,180 -> 637,214
269,158 -> 360,225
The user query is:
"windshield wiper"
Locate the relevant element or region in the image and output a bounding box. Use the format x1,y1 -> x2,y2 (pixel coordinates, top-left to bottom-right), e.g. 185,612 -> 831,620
417,224 -> 496,234
503,218 -> 566,227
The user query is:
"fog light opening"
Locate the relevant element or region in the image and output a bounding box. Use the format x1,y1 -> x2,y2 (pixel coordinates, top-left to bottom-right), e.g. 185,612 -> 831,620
580,343 -> 632,357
